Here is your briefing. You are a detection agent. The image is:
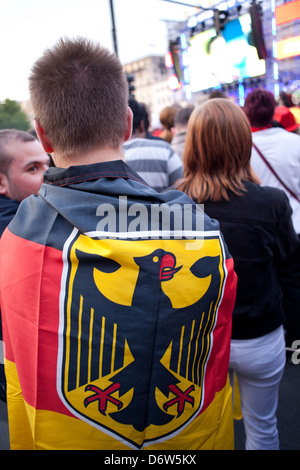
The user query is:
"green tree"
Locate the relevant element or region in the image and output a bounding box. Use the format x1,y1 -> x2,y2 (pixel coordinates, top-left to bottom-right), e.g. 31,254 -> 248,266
0,99 -> 30,130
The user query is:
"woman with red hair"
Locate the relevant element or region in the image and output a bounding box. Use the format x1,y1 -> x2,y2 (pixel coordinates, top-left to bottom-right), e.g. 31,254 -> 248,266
176,98 -> 299,450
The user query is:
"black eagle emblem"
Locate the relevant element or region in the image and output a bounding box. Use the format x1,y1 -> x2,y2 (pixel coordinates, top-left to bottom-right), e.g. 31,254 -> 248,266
59,235 -> 223,445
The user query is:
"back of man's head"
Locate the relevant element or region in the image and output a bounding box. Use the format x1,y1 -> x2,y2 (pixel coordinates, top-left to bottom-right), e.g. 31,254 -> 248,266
174,106 -> 194,131
29,37 -> 129,157
128,98 -> 148,134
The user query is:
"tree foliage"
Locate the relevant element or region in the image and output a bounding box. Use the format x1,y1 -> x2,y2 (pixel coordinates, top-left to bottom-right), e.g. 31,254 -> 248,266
0,99 -> 30,130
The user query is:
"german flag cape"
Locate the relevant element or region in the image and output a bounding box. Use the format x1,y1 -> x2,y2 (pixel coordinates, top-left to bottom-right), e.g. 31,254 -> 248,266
0,160 -> 237,450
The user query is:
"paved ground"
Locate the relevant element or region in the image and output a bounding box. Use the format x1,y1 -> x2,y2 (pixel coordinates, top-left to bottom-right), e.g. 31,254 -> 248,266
0,397 -> 9,450
0,361 -> 299,450
234,360 -> 300,450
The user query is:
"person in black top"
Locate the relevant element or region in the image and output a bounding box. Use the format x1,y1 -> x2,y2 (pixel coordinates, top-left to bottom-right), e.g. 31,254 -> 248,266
176,98 -> 300,450
0,130 -> 49,235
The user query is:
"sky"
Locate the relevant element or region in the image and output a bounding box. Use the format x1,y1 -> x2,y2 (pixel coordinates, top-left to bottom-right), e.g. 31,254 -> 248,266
0,0 -> 198,102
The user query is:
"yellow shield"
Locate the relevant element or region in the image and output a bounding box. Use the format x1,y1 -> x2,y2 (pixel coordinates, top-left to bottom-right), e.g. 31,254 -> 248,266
58,231 -> 226,448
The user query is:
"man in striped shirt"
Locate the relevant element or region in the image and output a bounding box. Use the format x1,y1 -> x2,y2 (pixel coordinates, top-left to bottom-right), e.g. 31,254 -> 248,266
124,99 -> 183,192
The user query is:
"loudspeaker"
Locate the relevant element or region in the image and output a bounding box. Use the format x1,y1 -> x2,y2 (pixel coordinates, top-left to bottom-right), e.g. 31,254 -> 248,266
249,3 -> 268,59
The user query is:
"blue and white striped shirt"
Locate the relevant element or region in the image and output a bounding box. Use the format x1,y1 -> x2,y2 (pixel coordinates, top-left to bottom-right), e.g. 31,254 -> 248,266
124,138 -> 183,192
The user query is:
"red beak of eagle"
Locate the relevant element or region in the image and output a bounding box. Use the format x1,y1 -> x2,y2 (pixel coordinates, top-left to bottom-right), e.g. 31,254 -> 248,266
159,253 -> 182,281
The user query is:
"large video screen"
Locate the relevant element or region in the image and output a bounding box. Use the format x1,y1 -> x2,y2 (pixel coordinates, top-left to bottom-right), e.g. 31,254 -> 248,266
188,13 -> 266,92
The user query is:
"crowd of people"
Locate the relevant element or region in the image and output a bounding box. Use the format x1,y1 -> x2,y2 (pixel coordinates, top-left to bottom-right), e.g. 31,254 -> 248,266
0,37 -> 299,451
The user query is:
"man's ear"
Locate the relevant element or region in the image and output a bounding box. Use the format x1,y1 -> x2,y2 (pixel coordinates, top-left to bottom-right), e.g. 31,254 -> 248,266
0,173 -> 9,197
34,119 -> 54,154
124,107 -> 133,142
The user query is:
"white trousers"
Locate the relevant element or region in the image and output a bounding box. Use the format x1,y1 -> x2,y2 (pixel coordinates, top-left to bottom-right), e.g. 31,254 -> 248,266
229,326 -> 286,450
